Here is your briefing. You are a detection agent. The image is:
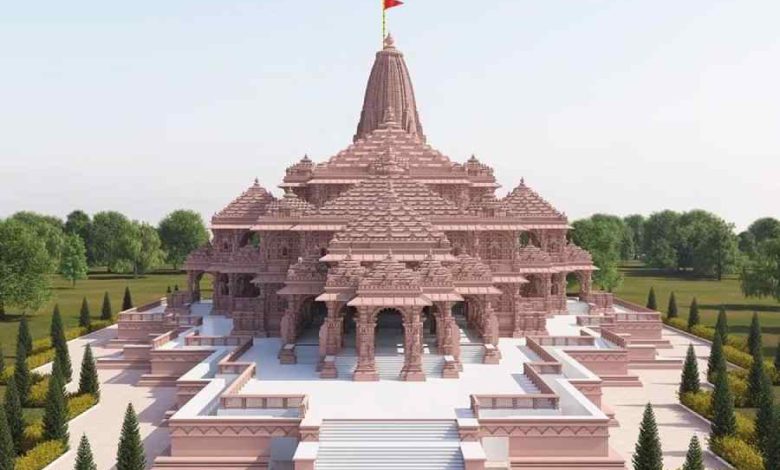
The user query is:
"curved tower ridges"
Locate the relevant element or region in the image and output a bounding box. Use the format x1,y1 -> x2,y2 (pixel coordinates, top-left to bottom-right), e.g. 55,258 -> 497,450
354,34 -> 425,143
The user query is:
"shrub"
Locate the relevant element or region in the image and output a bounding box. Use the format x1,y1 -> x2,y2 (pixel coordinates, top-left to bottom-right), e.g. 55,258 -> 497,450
710,436 -> 764,470
664,317 -> 689,331
689,324 -> 714,341
681,391 -> 712,417
27,376 -> 50,408
67,394 -> 98,420
21,422 -> 43,452
14,440 -> 67,470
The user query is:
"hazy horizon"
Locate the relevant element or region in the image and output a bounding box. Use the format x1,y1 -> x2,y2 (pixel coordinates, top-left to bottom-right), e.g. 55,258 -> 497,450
1,1 -> 778,231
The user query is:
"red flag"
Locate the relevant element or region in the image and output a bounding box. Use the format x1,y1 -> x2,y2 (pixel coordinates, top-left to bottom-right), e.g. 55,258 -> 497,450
384,0 -> 404,10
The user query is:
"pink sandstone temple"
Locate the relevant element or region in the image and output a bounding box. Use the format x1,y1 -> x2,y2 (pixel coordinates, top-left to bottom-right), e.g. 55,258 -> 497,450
105,35 -> 680,470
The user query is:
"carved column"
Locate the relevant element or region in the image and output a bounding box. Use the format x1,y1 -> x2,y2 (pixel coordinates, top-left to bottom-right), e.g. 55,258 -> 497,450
482,299 -> 501,363
322,302 -> 344,356
579,271 -> 593,301
353,307 -> 378,381
400,308 -> 426,381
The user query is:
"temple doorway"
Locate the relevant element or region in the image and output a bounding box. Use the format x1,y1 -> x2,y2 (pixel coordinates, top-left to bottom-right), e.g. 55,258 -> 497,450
375,308 -> 405,354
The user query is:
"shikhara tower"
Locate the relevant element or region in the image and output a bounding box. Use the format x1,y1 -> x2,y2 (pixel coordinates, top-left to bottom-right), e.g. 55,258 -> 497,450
184,34 -> 598,380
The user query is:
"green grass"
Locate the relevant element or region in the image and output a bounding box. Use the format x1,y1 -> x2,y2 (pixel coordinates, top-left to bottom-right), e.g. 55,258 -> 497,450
0,269 -> 186,360
613,262 -> 780,359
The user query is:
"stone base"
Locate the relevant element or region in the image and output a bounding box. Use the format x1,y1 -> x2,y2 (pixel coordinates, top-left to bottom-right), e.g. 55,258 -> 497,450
353,369 -> 379,381
507,448 -> 626,469
483,344 -> 501,364
320,356 -> 338,379
279,344 -> 297,365
400,369 -> 426,381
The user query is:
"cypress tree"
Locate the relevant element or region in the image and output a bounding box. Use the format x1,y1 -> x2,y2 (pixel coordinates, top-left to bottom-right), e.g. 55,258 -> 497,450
51,304 -> 73,382
748,312 -> 762,358
116,403 -> 145,470
0,409 -> 15,470
714,306 -> 728,343
754,372 -> 774,454
166,285 -> 172,294
42,364 -> 69,444
75,433 -> 97,470
747,343 -> 766,408
122,287 -> 133,311
3,379 -> 23,454
687,298 -> 700,330
632,403 -> 663,470
79,296 -> 91,329
775,337 -> 780,372
710,367 -> 736,440
0,344 -> 4,377
78,344 -> 100,398
646,287 -> 657,311
681,435 -> 704,470
667,292 -> 678,319
17,316 -> 32,357
680,344 -> 700,395
13,340 -> 30,399
765,406 -> 780,470
101,291 -> 112,320
707,331 -> 726,383
174,284 -> 179,291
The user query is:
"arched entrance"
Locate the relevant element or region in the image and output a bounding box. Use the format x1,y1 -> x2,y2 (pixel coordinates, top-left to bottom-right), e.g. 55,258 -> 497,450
375,308 -> 405,353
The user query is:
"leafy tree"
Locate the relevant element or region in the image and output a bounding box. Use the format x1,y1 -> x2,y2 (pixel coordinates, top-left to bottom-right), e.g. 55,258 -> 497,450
755,372 -> 774,455
101,291 -> 112,320
3,380 -> 23,454
65,210 -> 93,264
632,403 -> 663,470
60,233 -> 89,286
674,210 -> 738,278
51,304 -> 73,381
666,292 -> 678,319
747,217 -> 780,244
8,211 -> 65,269
687,298 -> 700,330
0,409 -> 14,470
43,365 -> 69,443
680,344 -> 700,394
116,403 -> 145,470
91,211 -> 136,272
78,344 -> 100,398
17,316 -> 32,357
0,220 -> 52,315
646,287 -> 657,311
128,222 -> 165,276
79,296 -> 91,329
13,337 -> 30,399
642,210 -> 680,270
707,331 -> 726,383
715,306 -> 728,344
737,230 -> 756,256
710,368 -> 736,440
741,239 -> 780,301
122,287 -> 134,311
75,433 -> 97,470
747,312 -> 762,358
623,214 -> 645,260
681,435 -> 704,470
570,214 -> 625,291
158,210 -> 208,269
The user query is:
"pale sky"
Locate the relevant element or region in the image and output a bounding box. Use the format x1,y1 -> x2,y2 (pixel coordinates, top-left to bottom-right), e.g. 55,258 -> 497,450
1,0 -> 778,230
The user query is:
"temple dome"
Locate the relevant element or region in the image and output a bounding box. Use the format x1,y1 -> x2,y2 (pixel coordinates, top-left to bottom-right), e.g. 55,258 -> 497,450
354,34 -> 425,142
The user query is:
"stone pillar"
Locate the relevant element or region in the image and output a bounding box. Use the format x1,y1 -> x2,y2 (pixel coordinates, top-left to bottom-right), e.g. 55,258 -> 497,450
400,308 -> 426,381
353,307 -> 378,381
482,299 -> 501,363
579,271 -> 593,301
323,302 -> 344,356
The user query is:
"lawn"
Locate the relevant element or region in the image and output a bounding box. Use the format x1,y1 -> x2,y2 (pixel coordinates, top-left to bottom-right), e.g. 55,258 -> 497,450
0,269 -> 187,360
613,262 -> 780,359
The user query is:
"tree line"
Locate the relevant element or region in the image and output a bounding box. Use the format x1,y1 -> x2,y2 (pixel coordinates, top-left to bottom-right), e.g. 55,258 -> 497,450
571,212 -> 780,299
0,209 -> 208,314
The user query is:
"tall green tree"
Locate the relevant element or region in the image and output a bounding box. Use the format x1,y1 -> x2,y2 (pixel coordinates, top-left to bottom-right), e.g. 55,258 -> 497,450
642,210 -> 680,270
710,368 -> 736,440
17,316 -> 32,357
747,217 -> 780,244
60,233 -> 89,286
775,337 -> 780,372
681,435 -> 704,470
746,314 -> 765,407
747,312 -> 762,357
0,220 -> 52,315
116,403 -> 145,470
78,344 -> 100,398
8,211 -> 65,269
632,403 -> 663,470
646,287 -> 657,311
765,407 -> 780,470
754,372 -> 774,455
666,292 -> 678,319
79,296 -> 91,329
91,211 -> 136,272
51,304 -> 73,381
158,210 -> 208,270
122,287 -> 134,311
42,365 -> 69,443
707,332 -> 726,383
75,434 -> 97,470
570,214 -> 626,291
3,380 -> 23,454
0,409 -> 15,470
715,306 -> 728,344
623,214 -> 645,260
675,210 -> 738,278
13,337 -> 30,399
741,239 -> 780,301
65,210 -> 93,264
680,344 -> 700,394
101,291 -> 112,320
687,298 -> 700,330
128,222 -> 165,277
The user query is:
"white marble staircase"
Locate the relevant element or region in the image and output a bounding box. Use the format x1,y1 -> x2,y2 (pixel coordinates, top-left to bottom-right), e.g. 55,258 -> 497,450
459,344 -> 485,364
315,420 -> 465,470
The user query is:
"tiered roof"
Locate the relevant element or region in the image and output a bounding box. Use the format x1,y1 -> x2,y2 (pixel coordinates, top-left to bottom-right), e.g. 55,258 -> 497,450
502,180 -> 566,221
212,179 -> 276,226
349,253 -> 431,307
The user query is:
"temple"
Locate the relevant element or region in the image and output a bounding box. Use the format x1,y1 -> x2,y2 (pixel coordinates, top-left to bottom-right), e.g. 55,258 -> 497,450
105,35 -> 680,470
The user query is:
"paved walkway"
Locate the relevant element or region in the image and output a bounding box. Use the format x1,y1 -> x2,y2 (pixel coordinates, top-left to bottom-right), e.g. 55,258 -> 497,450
602,328 -> 730,469
41,326 -> 176,470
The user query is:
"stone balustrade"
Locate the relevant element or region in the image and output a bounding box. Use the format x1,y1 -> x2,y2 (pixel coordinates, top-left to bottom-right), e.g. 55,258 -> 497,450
470,393 -> 559,414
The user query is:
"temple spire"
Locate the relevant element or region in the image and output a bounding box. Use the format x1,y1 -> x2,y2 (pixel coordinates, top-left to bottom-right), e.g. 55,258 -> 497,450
354,34 -> 425,142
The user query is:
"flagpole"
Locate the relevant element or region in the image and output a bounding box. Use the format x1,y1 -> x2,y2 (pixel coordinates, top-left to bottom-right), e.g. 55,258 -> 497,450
382,0 -> 387,44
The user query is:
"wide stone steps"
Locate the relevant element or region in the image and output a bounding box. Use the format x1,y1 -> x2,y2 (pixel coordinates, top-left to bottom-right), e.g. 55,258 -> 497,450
459,344 -> 485,364
333,353 -> 445,380
516,374 -> 541,394
316,420 -> 464,470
